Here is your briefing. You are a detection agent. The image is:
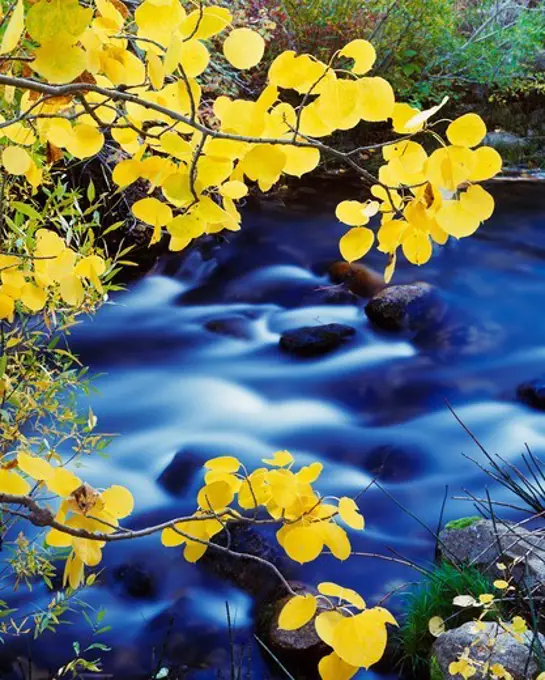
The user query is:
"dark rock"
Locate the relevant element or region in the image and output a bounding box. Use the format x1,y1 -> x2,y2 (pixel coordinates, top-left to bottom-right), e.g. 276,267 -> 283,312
433,621 -> 545,679
362,444 -> 423,482
517,377 -> 545,410
365,283 -> 447,333
201,523 -> 294,600
204,315 -> 253,340
256,581 -> 328,679
157,450 -> 203,496
484,130 -> 529,149
438,519 -> 545,600
112,563 -> 157,598
329,261 -> 386,298
279,323 -> 356,357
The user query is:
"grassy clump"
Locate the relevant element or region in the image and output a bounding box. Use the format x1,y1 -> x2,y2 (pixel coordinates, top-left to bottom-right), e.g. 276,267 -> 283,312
398,562 -> 499,677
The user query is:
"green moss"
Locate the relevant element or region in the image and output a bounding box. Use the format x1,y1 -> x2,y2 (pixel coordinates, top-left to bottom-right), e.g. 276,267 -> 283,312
430,655 -> 444,680
444,516 -> 482,531
397,561 -> 499,677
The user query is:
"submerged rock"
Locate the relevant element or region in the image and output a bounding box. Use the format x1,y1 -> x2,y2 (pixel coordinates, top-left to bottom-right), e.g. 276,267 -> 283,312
365,283 -> 446,333
517,377 -> 545,410
329,261 -> 386,298
112,563 -> 157,599
438,519 -> 545,600
362,444 -> 424,482
433,621 -> 545,679
157,449 -> 203,496
279,323 -> 356,357
204,315 -> 253,340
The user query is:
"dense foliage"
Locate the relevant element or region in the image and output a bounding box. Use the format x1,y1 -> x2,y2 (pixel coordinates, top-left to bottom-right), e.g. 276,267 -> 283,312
0,0 -> 507,676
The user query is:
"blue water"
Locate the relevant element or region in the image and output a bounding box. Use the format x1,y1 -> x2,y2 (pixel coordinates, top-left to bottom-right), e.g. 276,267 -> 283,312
3,183 -> 545,679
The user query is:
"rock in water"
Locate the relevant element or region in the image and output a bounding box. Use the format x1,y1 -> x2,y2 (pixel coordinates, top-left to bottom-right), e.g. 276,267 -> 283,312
433,621 -> 545,679
204,315 -> 253,340
517,377 -> 545,410
438,519 -> 545,600
157,449 -> 202,496
279,323 -> 356,357
365,283 -> 447,332
329,261 -> 386,298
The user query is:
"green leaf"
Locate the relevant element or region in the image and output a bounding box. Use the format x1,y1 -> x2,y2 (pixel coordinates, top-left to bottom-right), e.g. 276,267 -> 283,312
12,202 -> 42,220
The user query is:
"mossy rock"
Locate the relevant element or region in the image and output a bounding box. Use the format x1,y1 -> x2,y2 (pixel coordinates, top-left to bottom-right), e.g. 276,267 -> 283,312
444,516 -> 481,531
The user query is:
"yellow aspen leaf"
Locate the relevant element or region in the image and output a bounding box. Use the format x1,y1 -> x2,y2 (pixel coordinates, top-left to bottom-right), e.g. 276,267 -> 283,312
17,452 -> 54,480
183,540 -> 208,563
32,41 -> 87,84
101,485 -> 134,518
64,551 -> 85,589
335,200 -> 377,227
203,471 -> 241,492
493,580 -> 509,590
243,144 -> 286,184
219,181 -> 248,200
181,6 -> 232,40
25,160 -> 43,189
197,480 -> 234,511
296,462 -> 323,484
147,52 -> 165,90
436,201 -> 480,239
73,537 -> 103,567
318,652 -> 359,680
315,610 -> 345,647
391,102 -> 424,134
164,33 -> 182,75
340,39 -> 376,75
204,456 -> 241,473
283,146 -> 321,178
65,124 -> 105,159
223,28 -> 265,70
113,159 -> 142,187
428,616 -> 446,637
340,227 -> 374,263
135,0 -> 185,47
0,469 -> 31,495
278,594 -> 317,631
197,157 -> 233,189
26,0 -> 92,43
2,146 -> 32,175
318,522 -> 351,561
283,526 -> 323,564
0,292 -> 15,321
160,132 -> 192,161
262,450 -> 293,467
161,523 -> 187,547
359,77 -> 396,123
479,593 -> 494,605
401,228 -> 432,265
338,497 -> 365,531
405,96 -> 449,130
179,39 -> 210,78
459,185 -> 495,222
0,0 -> 24,55
447,113 -> 487,148
469,146 -> 503,182
45,467 -> 82,497
45,119 -> 73,149
332,609 -> 392,669
74,255 -> 106,292
46,527 -> 73,548
318,582 -> 366,610
59,274 -> 85,306
132,197 -> 173,227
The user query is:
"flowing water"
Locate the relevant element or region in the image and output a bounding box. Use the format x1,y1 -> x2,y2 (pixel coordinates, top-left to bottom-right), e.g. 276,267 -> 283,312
3,182 -> 545,679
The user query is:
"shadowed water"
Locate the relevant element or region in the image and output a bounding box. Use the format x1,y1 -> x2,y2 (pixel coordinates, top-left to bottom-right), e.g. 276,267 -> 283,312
3,183 -> 545,679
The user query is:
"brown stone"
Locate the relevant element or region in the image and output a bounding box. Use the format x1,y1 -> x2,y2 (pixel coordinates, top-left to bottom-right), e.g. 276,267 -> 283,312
329,261 -> 386,298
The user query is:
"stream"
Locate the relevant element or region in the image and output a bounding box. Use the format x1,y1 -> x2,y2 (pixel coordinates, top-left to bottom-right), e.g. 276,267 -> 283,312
3,182 -> 545,679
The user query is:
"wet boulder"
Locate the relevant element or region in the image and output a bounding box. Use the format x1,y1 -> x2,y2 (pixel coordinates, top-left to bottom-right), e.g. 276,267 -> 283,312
438,519 -> 545,600
157,449 -> 203,496
279,323 -> 356,357
432,621 -> 545,679
329,261 -> 386,298
517,377 -> 545,410
256,581 -> 328,678
201,523 -> 294,600
365,283 -> 447,333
